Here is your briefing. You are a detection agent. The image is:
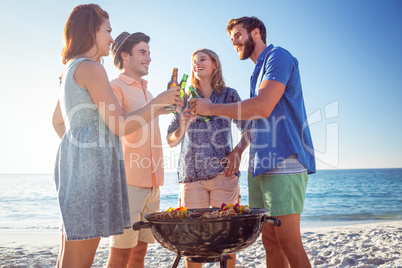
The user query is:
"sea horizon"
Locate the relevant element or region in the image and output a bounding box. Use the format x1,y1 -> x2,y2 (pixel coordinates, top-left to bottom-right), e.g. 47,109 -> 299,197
2,166 -> 402,176
1,168 -> 401,233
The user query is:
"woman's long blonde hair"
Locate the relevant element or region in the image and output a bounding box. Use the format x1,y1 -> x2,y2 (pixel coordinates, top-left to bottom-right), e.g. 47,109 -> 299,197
191,48 -> 226,94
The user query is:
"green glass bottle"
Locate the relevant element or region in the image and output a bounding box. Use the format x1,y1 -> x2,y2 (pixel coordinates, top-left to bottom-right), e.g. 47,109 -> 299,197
179,74 -> 188,98
188,85 -> 211,122
180,74 -> 189,111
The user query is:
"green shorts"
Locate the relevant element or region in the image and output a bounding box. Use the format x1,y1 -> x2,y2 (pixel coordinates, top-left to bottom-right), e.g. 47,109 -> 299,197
247,172 -> 308,216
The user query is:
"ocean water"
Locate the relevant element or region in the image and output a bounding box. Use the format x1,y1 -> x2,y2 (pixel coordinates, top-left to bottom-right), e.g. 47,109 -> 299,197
0,169 -> 401,232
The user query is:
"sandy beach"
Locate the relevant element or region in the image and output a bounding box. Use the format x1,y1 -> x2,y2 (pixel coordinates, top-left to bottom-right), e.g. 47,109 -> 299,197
1,220 -> 401,267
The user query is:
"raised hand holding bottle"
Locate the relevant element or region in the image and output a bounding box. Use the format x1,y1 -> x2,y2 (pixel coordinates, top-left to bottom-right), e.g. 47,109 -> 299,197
188,85 -> 210,122
165,69 -> 188,114
165,68 -> 179,112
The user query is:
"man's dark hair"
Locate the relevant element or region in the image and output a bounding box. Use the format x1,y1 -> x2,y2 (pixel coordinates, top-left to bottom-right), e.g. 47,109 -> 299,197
113,32 -> 150,70
226,16 -> 266,44
120,32 -> 150,56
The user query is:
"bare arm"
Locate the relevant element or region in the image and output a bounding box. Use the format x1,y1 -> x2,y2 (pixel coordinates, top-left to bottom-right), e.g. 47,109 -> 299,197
221,130 -> 251,176
235,129 -> 251,153
167,109 -> 195,147
52,101 -> 65,139
75,61 -> 182,137
190,80 -> 285,120
167,127 -> 185,148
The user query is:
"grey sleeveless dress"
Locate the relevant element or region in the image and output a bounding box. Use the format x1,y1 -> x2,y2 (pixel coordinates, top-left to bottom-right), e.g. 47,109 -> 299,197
54,58 -> 131,241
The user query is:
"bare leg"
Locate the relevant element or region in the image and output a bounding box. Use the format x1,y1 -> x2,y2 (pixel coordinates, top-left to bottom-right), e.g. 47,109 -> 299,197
57,231 -> 65,268
262,214 -> 310,268
262,222 -> 288,268
274,214 -> 310,268
226,254 -> 236,268
107,247 -> 132,268
58,235 -> 100,268
186,259 -> 202,268
127,241 -> 148,268
107,241 -> 148,268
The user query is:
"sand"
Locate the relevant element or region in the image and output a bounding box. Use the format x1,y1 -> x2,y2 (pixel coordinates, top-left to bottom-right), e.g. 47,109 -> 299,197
0,221 -> 401,267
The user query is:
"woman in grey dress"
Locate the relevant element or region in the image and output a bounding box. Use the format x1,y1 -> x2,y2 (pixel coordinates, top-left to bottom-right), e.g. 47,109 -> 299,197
52,4 -> 182,267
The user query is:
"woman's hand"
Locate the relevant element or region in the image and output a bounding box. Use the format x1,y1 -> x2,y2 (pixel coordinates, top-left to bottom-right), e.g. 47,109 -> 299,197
221,147 -> 242,176
167,108 -> 195,147
179,109 -> 196,130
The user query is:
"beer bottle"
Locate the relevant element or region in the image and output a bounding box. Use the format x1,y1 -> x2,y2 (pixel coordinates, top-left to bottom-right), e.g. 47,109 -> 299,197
165,68 -> 179,112
179,74 -> 188,96
188,85 -> 211,122
179,74 -> 189,109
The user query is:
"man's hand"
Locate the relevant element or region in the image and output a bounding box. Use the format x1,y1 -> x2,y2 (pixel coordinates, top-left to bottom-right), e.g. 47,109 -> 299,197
190,98 -> 213,116
155,86 -> 184,114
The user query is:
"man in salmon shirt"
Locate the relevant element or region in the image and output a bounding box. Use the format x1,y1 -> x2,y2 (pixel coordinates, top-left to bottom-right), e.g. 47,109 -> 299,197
106,32 -> 182,267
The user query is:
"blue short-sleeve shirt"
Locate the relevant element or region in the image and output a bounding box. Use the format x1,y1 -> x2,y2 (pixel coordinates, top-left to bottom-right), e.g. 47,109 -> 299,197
249,45 -> 316,177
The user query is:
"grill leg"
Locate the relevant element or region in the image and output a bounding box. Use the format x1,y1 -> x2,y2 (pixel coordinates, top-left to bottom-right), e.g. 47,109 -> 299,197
172,253 -> 181,268
219,256 -> 229,268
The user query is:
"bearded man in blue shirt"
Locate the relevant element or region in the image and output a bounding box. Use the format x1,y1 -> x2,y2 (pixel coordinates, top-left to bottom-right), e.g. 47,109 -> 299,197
190,16 -> 315,268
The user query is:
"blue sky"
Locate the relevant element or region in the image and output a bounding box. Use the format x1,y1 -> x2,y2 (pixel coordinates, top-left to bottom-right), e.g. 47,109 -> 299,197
0,0 -> 401,174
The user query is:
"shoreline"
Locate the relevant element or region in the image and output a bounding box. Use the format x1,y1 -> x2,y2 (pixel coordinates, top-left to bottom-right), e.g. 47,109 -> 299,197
1,220 -> 401,267
2,218 -> 399,234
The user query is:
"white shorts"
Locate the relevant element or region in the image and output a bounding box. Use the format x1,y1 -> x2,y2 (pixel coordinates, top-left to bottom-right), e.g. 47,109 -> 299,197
178,174 -> 241,209
109,185 -> 160,249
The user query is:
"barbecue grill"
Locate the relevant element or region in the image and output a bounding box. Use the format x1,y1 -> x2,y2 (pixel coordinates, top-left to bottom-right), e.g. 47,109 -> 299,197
133,208 -> 281,267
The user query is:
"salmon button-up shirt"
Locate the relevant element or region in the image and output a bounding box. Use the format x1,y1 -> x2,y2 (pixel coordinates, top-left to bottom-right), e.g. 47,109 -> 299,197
110,73 -> 164,187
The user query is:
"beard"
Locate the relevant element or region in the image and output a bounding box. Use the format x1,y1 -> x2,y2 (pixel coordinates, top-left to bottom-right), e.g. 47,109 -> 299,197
239,33 -> 255,60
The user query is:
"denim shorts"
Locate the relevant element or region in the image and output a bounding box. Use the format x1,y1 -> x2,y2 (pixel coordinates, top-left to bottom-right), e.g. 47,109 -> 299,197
247,172 -> 308,216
